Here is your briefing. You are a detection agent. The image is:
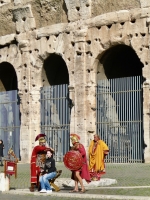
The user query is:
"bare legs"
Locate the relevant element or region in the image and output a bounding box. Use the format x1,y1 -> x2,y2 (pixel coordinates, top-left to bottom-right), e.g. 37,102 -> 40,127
73,171 -> 85,192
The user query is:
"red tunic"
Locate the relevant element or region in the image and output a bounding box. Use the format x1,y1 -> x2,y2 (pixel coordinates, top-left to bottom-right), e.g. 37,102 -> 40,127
30,145 -> 47,184
71,143 -> 91,183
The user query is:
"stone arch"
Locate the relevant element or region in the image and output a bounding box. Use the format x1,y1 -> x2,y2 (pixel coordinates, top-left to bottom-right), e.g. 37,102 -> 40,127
0,62 -> 18,91
98,44 -> 144,80
95,44 -> 144,162
42,53 -> 69,86
0,61 -> 20,158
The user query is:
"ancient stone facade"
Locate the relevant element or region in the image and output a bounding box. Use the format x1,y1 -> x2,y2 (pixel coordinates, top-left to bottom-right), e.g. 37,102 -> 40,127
0,0 -> 150,163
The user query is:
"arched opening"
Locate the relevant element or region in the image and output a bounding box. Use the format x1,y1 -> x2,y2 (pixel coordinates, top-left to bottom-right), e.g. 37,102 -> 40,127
0,62 -> 20,159
99,44 -> 143,79
96,45 -> 144,163
43,53 -> 69,85
0,62 -> 18,91
41,54 -> 70,161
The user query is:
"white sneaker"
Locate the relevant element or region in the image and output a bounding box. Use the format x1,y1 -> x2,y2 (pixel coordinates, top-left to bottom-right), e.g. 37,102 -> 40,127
40,189 -> 46,193
47,190 -> 52,194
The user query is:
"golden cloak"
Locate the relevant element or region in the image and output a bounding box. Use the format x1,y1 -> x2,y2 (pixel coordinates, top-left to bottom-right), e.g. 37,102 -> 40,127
89,140 -> 109,172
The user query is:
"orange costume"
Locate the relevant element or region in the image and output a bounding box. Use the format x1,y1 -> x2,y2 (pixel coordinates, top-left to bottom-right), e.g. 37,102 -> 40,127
89,136 -> 109,181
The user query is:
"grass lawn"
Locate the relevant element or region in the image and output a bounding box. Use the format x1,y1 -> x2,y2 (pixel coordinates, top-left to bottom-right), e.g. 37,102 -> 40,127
1,162 -> 150,197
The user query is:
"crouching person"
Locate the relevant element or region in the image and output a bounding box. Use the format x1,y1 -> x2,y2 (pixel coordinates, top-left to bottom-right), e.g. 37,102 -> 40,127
39,149 -> 56,194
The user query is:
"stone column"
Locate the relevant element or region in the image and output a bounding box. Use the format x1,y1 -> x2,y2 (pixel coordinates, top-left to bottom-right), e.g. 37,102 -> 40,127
18,49 -> 42,162
73,36 -> 87,145
143,65 -> 150,163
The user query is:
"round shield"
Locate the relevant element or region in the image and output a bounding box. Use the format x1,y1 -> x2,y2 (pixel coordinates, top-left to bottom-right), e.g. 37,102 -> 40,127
63,150 -> 83,171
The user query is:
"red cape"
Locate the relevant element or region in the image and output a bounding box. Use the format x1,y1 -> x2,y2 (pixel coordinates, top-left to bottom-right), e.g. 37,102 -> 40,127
30,145 -> 47,184
71,144 -> 91,183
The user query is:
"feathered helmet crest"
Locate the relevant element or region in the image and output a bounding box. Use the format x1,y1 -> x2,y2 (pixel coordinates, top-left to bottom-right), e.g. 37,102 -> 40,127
70,133 -> 80,143
35,133 -> 46,143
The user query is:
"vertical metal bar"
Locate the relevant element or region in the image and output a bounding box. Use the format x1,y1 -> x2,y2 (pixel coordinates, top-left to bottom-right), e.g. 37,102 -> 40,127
140,76 -> 142,162
137,76 -> 140,161
130,76 -> 133,162
108,79 -> 110,163
135,76 -> 138,162
59,84 -> 61,161
66,84 -> 68,159
124,77 -> 127,163
97,82 -> 99,136
97,81 -> 100,137
122,78 -> 125,163
134,76 -> 137,162
63,84 -> 66,160
137,76 -> 141,161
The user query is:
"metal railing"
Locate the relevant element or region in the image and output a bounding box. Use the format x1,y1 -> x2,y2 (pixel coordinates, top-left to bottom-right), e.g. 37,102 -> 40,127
40,84 -> 70,161
0,90 -> 20,158
96,76 -> 143,163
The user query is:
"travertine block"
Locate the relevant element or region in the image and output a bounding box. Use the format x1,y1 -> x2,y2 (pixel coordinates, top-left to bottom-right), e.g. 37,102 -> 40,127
12,4 -> 36,33
65,0 -> 91,21
140,0 -> 150,8
0,34 -> 15,46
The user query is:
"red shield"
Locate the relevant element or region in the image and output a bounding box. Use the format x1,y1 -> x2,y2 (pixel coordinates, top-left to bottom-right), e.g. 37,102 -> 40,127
63,150 -> 83,171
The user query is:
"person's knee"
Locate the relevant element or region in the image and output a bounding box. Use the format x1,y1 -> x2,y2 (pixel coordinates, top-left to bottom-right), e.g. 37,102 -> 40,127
76,173 -> 82,179
39,178 -> 42,183
43,176 -> 48,182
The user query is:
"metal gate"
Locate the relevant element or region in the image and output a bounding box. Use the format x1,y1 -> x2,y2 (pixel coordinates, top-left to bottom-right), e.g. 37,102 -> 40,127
40,84 -> 70,161
96,76 -> 143,163
0,90 -> 20,158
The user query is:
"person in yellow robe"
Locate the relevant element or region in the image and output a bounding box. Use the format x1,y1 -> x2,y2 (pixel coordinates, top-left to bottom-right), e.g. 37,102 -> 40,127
89,134 -> 109,181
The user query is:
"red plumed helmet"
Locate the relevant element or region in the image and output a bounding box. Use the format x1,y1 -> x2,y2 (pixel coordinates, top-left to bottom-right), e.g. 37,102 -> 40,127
35,133 -> 46,141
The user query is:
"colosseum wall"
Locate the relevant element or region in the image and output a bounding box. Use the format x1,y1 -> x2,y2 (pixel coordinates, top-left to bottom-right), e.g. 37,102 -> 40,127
0,0 -> 150,162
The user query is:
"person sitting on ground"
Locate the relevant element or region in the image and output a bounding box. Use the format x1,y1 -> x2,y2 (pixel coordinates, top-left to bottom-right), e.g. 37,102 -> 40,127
39,149 -> 56,193
89,134 -> 109,181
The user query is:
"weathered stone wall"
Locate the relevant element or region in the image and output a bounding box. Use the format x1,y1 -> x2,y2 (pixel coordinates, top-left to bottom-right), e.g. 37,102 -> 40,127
0,0 -> 68,36
0,3 -> 16,36
0,0 -> 150,163
91,0 -> 141,17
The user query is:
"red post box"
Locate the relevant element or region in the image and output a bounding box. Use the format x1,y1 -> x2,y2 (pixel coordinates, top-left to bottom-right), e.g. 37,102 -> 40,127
4,160 -> 17,178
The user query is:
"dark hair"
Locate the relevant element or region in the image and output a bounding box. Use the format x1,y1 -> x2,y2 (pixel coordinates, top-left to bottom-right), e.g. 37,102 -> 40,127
0,140 -> 3,144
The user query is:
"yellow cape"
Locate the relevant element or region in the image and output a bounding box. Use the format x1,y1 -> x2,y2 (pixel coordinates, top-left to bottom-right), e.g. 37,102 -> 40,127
89,140 -> 109,172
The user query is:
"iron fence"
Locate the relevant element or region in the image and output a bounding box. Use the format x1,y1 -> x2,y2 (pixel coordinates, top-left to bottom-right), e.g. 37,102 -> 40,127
40,84 -> 70,161
0,90 -> 20,158
96,76 -> 143,163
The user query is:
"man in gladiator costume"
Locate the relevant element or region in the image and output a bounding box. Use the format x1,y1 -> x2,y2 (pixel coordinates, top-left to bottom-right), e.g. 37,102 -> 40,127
30,133 -> 54,192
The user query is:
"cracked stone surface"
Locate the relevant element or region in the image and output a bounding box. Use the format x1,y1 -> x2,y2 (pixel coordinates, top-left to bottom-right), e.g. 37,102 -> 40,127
0,0 -> 149,164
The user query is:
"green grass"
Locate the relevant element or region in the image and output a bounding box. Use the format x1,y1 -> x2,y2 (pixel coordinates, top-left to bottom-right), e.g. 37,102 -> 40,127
85,188 -> 150,196
1,162 -> 150,197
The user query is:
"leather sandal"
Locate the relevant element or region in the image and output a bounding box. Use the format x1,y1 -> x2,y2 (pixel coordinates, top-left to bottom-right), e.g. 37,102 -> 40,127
69,190 -> 79,193
80,189 -> 86,193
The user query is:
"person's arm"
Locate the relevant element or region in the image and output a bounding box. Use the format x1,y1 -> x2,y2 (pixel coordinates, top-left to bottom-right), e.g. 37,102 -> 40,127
50,159 -> 56,171
43,162 -> 47,174
78,144 -> 86,157
102,140 -> 109,158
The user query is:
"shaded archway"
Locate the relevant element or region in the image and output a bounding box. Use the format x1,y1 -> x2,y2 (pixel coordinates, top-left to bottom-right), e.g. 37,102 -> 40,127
0,62 -> 20,159
96,45 -> 144,163
43,53 -> 69,85
100,44 -> 143,79
0,62 -> 18,91
41,54 -> 70,161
